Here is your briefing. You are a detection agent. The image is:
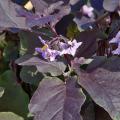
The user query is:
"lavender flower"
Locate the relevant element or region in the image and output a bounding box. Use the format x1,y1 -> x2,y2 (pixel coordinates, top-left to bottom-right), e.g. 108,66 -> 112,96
60,39 -> 82,56
109,31 -> 120,55
35,47 -> 59,61
35,36 -> 82,61
35,37 -> 60,61
82,5 -> 94,18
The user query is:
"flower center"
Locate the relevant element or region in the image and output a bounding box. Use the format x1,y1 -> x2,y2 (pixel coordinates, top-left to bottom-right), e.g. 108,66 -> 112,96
41,44 -> 48,51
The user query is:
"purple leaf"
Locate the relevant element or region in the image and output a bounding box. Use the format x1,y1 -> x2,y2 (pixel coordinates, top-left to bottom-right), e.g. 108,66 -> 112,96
75,30 -> 98,58
30,0 -> 48,14
86,56 -> 120,72
15,0 -> 71,28
16,7 -> 57,27
16,57 -> 66,76
72,61 -> 120,120
27,15 -> 58,28
29,0 -> 71,26
0,0 -> 28,29
29,77 -> 85,120
30,0 -> 70,15
30,0 -> 70,14
16,6 -> 70,28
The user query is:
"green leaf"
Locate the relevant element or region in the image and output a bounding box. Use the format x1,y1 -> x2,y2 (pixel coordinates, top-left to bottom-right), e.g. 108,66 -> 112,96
0,112 -> 24,120
20,66 -> 43,85
3,41 -> 18,62
0,87 -> 4,98
66,22 -> 79,39
0,70 -> 29,119
0,33 -> 6,49
19,30 -> 41,55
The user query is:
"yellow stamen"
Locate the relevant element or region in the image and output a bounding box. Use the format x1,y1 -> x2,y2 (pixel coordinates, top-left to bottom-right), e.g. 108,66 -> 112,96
41,44 -> 48,51
24,1 -> 33,11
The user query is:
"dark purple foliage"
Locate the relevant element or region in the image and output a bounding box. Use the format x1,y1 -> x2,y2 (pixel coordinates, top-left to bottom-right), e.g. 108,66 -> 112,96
29,77 -> 85,120
72,59 -> 120,120
1,0 -> 120,120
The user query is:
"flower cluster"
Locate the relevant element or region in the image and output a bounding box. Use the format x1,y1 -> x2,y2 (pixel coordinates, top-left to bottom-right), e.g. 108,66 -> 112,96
109,31 -> 120,55
35,36 -> 60,61
59,40 -> 82,56
35,36 -> 82,61
82,5 -> 94,18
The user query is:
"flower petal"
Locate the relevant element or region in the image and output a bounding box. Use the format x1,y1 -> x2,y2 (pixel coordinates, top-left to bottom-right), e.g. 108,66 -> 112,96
35,47 -> 42,53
